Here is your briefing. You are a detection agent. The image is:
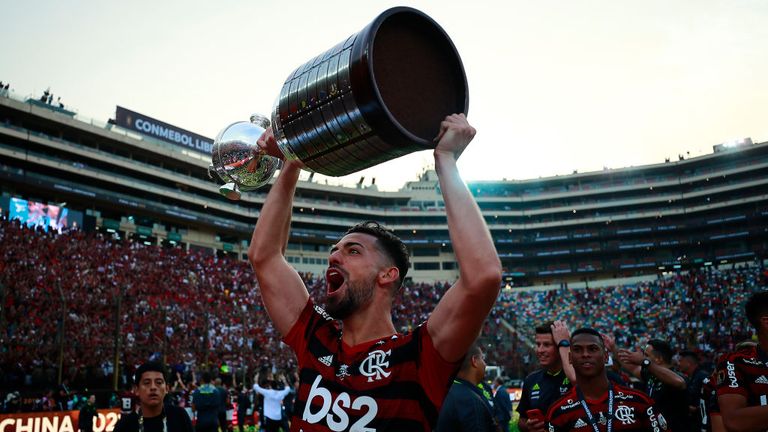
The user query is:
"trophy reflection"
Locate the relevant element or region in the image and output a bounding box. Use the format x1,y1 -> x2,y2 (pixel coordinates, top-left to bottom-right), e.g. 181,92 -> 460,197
209,114 -> 280,200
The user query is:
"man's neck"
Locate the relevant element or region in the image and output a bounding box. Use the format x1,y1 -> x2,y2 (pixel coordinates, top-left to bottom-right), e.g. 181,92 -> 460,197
546,365 -> 563,375
340,298 -> 396,347
456,370 -> 480,386
577,374 -> 610,400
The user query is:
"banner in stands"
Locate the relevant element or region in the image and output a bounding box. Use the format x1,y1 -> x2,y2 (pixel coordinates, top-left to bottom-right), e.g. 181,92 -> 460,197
115,106 -> 213,154
0,409 -> 120,432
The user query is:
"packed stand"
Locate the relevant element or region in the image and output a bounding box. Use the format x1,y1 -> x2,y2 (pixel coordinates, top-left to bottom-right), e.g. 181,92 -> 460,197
1,216 -> 766,411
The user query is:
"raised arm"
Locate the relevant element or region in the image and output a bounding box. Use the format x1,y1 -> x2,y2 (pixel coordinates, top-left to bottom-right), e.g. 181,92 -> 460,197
175,372 -> 188,391
427,114 -> 503,362
616,348 -> 686,389
552,320 -> 577,384
247,129 -> 309,336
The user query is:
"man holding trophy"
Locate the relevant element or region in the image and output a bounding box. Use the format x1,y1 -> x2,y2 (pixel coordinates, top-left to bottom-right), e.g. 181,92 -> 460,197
247,112 -> 501,431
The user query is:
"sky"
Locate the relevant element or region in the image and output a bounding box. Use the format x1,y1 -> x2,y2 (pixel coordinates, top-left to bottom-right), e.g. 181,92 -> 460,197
2,0 -> 767,191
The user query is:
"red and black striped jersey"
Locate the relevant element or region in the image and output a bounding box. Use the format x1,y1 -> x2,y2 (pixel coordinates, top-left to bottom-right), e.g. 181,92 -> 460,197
698,375 -> 719,432
715,345 -> 768,407
546,384 -> 671,432
283,298 -> 460,431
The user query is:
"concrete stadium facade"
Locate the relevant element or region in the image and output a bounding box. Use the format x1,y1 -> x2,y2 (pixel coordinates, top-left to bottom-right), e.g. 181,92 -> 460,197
1,94 -> 766,286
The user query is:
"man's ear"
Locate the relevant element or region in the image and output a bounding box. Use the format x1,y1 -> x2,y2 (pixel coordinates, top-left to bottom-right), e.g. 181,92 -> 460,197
378,266 -> 399,285
470,354 -> 480,368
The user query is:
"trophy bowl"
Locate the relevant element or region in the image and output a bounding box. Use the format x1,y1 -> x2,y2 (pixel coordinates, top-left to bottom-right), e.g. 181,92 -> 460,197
210,7 -> 468,200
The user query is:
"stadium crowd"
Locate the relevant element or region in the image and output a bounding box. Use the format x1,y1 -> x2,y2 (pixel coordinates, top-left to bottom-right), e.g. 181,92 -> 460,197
1,216 -> 766,420
488,267 -> 764,374
0,217 -> 447,397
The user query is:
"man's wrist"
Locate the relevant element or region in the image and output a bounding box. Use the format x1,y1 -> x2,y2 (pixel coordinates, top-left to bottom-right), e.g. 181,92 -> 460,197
434,150 -> 459,165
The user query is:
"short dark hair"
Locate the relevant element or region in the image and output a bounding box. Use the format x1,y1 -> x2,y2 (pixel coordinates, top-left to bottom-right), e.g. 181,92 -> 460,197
745,291 -> 768,329
679,350 -> 699,363
571,327 -> 604,346
648,339 -> 674,364
535,322 -> 555,335
133,362 -> 167,385
460,341 -> 483,372
346,221 -> 410,286
201,371 -> 212,383
736,339 -> 758,350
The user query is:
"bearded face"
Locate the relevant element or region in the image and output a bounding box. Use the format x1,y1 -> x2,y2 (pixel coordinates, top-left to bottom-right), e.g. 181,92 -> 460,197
324,232 -> 395,320
325,269 -> 377,319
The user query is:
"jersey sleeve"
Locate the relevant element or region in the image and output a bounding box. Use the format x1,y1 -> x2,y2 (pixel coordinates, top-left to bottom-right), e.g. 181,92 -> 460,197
416,322 -> 462,409
545,408 -> 569,432
715,353 -> 749,398
282,298 -> 321,364
642,400 -> 671,431
546,421 -> 569,432
516,376 -> 532,415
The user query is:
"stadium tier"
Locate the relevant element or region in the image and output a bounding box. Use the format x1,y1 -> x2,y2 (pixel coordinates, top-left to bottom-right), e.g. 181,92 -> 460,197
1,93 -> 766,286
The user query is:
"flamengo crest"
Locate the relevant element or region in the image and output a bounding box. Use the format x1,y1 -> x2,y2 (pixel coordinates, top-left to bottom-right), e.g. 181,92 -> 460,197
359,349 -> 392,382
615,405 -> 636,425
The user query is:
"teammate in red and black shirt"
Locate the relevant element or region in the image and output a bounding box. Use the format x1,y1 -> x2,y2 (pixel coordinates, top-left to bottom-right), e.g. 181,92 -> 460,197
248,114 -> 502,431
702,342 -> 756,432
715,291 -> 768,431
698,373 -> 720,432
547,328 -> 670,432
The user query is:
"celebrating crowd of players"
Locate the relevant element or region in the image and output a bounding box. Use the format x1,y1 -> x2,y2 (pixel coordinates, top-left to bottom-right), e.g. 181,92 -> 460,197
514,291 -> 768,432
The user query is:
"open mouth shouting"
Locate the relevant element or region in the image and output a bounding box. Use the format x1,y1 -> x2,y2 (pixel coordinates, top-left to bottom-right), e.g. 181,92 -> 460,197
326,267 -> 347,297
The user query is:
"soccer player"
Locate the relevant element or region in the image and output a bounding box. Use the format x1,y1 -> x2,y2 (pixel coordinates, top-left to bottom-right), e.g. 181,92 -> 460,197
678,350 -> 709,431
699,373 -> 722,432
517,320 -> 576,432
547,328 -> 669,432
703,341 -> 757,432
248,114 -> 502,431
617,339 -> 688,431
715,291 -> 768,431
113,362 -> 193,432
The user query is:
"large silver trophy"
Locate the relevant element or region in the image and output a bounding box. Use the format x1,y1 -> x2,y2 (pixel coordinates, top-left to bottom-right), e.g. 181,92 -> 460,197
209,7 -> 468,200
